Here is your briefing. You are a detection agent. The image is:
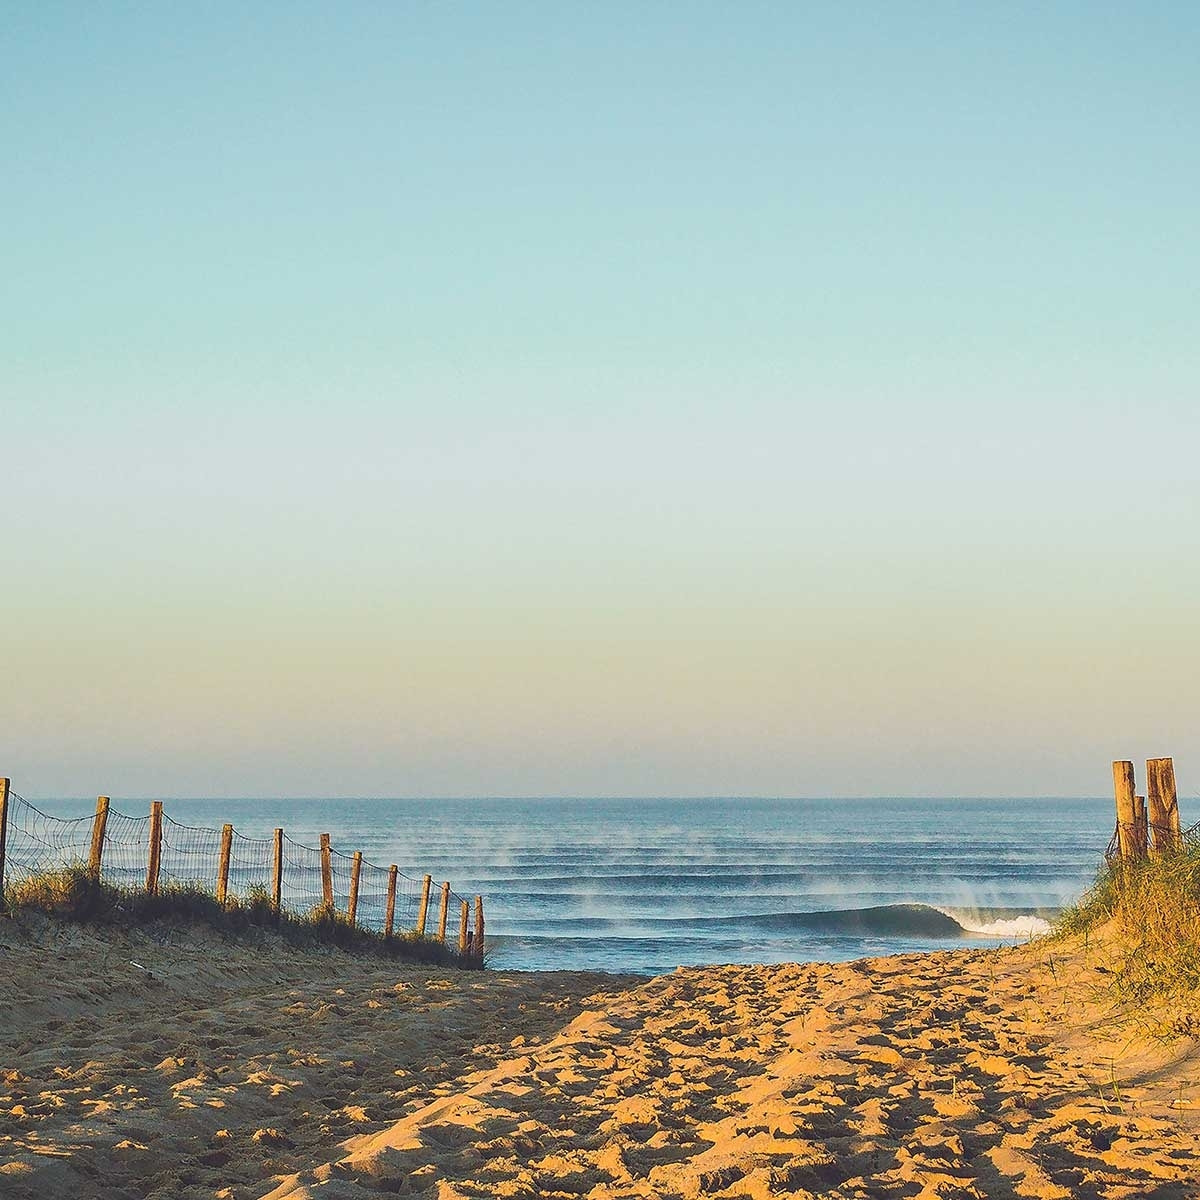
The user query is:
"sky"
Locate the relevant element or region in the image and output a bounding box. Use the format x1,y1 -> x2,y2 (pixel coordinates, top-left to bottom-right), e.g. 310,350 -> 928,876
3,3 -> 1197,799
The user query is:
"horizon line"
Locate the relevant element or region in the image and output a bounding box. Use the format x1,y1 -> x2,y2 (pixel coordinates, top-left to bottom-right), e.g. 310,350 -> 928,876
22,793 -> 1114,804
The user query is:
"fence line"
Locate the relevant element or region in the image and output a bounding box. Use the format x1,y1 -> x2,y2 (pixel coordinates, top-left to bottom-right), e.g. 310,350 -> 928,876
0,778 -> 484,959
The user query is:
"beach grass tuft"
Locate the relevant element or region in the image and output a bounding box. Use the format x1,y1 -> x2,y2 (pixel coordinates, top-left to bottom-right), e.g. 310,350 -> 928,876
1055,832 -> 1200,1029
3,864 -> 477,969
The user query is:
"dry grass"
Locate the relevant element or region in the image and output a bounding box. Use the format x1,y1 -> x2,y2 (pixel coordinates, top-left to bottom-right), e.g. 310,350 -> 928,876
3,864 -> 476,969
1055,834 -> 1200,1034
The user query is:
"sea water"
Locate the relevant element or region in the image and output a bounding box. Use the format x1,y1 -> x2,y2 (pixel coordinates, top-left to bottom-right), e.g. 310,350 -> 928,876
36,796 -> 1110,974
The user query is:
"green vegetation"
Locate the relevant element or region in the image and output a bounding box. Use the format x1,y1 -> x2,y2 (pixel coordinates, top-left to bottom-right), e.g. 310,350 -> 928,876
1055,831 -> 1200,1032
3,864 -> 477,969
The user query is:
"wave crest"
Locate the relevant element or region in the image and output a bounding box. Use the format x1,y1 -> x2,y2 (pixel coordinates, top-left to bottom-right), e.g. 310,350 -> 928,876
941,910 -> 1051,938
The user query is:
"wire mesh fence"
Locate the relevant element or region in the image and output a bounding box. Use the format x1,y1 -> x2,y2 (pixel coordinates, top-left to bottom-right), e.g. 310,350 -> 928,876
279,831 -> 328,914
0,787 -> 477,950
1105,818 -> 1200,864
160,813 -> 225,892
0,793 -> 93,885
100,807 -> 151,892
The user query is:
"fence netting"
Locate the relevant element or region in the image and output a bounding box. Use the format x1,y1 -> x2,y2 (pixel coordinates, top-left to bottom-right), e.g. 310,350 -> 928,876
100,807 -> 151,891
160,814 -> 224,892
1105,817 -> 1200,863
280,832 -> 328,913
229,828 -> 274,897
1,792 -> 92,885
2,791 -> 471,942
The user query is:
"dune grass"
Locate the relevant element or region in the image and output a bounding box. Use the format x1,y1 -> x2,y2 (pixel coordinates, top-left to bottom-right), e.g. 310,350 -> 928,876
3,864 -> 478,969
1055,832 -> 1200,1034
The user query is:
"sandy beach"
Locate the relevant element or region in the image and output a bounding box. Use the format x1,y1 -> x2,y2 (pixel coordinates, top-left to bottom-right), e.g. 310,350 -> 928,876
2,915 -> 1198,1200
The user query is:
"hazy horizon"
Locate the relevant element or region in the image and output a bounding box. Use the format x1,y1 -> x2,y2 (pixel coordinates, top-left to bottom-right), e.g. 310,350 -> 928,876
26,793 -> 1120,801
5,5 -> 1197,800
7,790 -> 1154,808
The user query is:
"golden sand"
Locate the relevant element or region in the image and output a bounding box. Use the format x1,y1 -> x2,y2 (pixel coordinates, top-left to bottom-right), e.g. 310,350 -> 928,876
2,915 -> 1198,1199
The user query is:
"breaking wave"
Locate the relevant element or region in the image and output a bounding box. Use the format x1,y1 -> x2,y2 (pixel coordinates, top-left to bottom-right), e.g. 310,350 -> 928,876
520,903 -> 1054,939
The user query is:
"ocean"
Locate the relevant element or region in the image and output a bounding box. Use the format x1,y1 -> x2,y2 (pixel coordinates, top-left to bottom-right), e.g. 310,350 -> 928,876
34,795 -> 1111,974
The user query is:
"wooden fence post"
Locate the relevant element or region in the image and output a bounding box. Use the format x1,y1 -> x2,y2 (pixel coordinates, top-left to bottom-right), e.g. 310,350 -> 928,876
1134,795 -> 1148,857
437,880 -> 450,942
88,796 -> 110,882
474,895 -> 485,960
458,899 -> 469,954
416,873 -> 432,937
348,851 -> 363,925
1112,761 -> 1140,861
1147,757 -> 1181,854
216,823 -> 233,905
146,801 -> 164,893
0,777 -> 10,895
319,834 -> 334,909
272,828 -> 284,915
385,865 -> 397,938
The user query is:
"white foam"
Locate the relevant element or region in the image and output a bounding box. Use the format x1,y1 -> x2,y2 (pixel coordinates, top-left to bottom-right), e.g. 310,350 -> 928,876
942,909 -> 1051,938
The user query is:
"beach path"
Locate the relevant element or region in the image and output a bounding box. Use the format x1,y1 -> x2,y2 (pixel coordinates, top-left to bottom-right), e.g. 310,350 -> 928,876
266,947 -> 1200,1200
3,915 -> 1200,1199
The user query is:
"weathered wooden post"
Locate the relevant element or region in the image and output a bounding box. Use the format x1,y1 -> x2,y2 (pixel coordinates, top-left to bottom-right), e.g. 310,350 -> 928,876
1134,795 -> 1148,857
146,801 -> 164,893
458,899 -> 469,954
0,777 -> 10,894
271,828 -> 284,915
437,880 -> 450,942
347,851 -> 363,925
416,873 -> 432,937
474,894 -> 485,960
384,865 -> 397,938
1113,761 -> 1141,861
319,834 -> 334,909
216,823 -> 233,905
1147,757 -> 1181,854
88,796 -> 110,882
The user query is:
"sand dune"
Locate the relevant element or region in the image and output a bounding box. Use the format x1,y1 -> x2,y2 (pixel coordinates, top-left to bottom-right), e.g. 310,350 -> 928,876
2,914 -> 1199,1199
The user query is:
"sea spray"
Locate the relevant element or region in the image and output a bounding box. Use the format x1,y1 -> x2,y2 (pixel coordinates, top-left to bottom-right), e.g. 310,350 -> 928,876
33,794 -> 1104,973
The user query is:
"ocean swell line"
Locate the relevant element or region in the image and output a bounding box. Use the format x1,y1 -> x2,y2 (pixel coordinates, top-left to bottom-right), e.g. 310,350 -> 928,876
496,903 -> 1054,939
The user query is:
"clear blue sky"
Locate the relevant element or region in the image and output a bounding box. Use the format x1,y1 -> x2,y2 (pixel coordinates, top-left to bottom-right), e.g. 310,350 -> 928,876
3,3 -> 1197,798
